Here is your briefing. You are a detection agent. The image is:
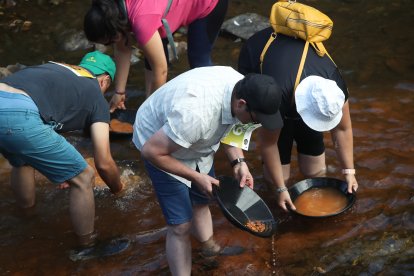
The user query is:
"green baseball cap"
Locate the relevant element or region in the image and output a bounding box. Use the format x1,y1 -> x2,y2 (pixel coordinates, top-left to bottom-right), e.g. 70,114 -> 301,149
79,51 -> 116,81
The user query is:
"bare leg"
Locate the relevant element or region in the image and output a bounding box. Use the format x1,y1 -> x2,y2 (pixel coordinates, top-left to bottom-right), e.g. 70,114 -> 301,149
191,204 -> 213,242
11,166 -> 36,208
192,204 -> 220,256
67,165 -> 96,246
166,222 -> 192,276
298,153 -> 327,178
281,164 -> 291,183
263,163 -> 291,184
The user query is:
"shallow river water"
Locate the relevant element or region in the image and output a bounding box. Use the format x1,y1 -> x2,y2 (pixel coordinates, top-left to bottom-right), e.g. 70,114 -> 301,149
1,0 -> 414,275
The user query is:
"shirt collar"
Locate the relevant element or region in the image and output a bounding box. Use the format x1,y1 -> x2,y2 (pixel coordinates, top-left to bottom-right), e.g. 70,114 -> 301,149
222,84 -> 238,125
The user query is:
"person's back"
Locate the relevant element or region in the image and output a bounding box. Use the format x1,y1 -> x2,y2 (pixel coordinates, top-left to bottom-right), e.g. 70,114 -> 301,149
126,0 -> 218,46
133,66 -> 243,186
238,27 -> 348,118
0,51 -> 126,256
0,62 -> 110,132
84,0 -> 229,102
238,27 -> 358,212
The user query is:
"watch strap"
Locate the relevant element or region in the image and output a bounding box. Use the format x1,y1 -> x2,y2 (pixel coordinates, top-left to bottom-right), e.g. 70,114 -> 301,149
230,157 -> 246,167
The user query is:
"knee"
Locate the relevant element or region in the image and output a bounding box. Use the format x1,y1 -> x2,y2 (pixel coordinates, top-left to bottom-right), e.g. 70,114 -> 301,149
71,165 -> 95,190
83,165 -> 95,185
303,166 -> 327,178
168,222 -> 191,238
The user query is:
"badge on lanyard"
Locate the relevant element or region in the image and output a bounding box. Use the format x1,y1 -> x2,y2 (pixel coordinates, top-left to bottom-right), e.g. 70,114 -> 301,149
221,123 -> 262,151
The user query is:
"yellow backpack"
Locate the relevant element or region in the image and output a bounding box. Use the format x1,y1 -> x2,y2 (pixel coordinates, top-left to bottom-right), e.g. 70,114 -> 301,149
260,0 -> 335,91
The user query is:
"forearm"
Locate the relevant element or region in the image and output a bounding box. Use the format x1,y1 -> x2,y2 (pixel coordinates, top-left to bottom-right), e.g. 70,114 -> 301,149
260,139 -> 295,211
96,160 -> 123,194
145,153 -> 201,183
332,127 -> 358,192
257,128 -> 285,188
150,66 -> 168,93
260,144 -> 285,189
114,42 -> 132,93
332,127 -> 354,170
223,144 -> 245,163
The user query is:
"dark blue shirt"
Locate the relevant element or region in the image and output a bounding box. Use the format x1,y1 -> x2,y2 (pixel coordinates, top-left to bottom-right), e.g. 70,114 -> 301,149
0,62 -> 110,132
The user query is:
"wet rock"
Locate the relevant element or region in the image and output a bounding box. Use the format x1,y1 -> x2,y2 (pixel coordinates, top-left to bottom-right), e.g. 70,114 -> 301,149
0,0 -> 16,8
222,13 -> 270,40
94,43 -> 108,53
313,266 -> 327,274
58,29 -> 93,52
49,0 -> 64,5
21,20 -> 32,31
0,63 -> 25,78
7,63 -> 26,73
130,53 -> 140,65
8,19 -> 23,32
0,67 -> 12,78
168,41 -> 187,63
395,82 -> 414,92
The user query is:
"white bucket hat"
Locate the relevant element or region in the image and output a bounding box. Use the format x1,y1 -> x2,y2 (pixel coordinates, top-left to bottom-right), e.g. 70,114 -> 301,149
295,76 -> 345,132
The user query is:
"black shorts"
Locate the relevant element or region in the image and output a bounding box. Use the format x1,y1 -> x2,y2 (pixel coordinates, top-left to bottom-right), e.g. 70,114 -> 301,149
277,117 -> 325,165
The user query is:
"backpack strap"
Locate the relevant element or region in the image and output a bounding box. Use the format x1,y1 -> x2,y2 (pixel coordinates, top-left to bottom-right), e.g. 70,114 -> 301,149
260,32 -> 277,73
260,33 -> 336,106
294,41 -> 309,91
161,0 -> 178,60
291,41 -> 309,105
311,42 -> 336,66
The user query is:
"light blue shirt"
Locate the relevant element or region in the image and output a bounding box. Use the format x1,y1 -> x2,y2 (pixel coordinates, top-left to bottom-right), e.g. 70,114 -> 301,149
133,66 -> 243,187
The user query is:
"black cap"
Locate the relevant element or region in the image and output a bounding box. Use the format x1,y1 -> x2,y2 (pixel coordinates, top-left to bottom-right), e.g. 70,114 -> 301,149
235,73 -> 283,130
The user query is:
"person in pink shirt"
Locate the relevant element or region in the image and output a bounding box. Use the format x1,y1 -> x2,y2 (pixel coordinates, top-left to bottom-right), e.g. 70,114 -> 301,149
84,0 -> 228,111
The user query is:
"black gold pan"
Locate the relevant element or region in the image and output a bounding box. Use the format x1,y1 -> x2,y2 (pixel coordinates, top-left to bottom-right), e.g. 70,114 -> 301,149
109,109 -> 137,137
213,175 -> 277,238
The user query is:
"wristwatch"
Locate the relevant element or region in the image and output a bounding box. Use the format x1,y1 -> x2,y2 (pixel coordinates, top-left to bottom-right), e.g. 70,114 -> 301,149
230,157 -> 245,167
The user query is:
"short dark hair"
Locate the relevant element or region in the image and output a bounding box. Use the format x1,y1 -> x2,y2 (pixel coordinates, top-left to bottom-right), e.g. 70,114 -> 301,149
234,73 -> 284,130
83,0 -> 129,45
234,73 -> 281,115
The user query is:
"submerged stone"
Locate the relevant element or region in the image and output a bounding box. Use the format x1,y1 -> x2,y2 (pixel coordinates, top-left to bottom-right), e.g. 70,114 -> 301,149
221,13 -> 269,40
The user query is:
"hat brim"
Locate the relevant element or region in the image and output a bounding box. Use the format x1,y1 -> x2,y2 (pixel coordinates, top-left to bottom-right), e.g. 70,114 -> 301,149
295,76 -> 344,132
256,110 -> 283,130
298,106 -> 342,132
79,63 -> 106,78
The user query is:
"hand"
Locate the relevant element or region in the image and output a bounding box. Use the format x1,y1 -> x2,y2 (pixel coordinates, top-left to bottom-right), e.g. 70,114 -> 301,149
277,190 -> 296,212
109,179 -> 125,195
57,182 -> 70,189
233,162 -> 254,189
345,174 -> 358,193
194,173 -> 220,196
109,93 -> 126,113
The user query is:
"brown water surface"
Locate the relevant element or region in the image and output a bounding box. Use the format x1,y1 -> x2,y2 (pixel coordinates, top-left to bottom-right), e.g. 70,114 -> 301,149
1,0 -> 414,275
294,187 -> 348,217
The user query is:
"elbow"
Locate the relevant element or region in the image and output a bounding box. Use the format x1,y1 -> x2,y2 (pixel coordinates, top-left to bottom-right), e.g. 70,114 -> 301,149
141,144 -> 152,161
154,68 -> 168,84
